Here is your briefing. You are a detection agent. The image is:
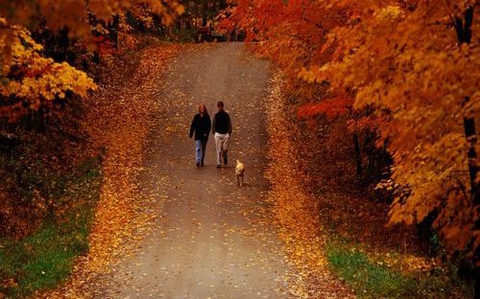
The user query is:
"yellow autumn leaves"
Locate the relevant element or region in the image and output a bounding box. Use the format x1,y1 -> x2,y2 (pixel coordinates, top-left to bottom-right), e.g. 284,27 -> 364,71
0,23 -> 97,121
0,1 -> 184,37
233,0 -> 478,259
0,1 -> 185,122
298,2 -> 479,255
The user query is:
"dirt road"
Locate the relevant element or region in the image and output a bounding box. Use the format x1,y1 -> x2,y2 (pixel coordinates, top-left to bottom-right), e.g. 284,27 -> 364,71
97,43 -> 291,298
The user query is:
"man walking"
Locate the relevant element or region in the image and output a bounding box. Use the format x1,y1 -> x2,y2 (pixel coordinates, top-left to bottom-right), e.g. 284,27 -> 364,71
212,101 -> 232,168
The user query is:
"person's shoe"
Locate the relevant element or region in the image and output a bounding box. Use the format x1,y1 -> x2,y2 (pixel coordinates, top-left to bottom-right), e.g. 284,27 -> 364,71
223,156 -> 228,165
196,162 -> 200,167
201,160 -> 204,167
216,164 -> 221,169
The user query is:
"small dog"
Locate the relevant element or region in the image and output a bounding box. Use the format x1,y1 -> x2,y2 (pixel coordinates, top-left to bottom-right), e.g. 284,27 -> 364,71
235,160 -> 246,187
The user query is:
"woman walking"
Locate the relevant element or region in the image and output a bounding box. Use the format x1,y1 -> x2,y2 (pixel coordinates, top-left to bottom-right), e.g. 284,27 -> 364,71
189,103 -> 212,167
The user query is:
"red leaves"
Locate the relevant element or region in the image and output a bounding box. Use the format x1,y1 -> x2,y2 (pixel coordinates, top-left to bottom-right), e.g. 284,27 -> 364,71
297,95 -> 354,120
92,35 -> 115,58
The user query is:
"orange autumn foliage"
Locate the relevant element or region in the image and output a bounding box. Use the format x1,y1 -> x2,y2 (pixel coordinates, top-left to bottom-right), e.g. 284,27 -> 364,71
303,1 -> 479,258
232,0 -> 479,259
0,1 -> 184,122
0,0 -> 184,38
231,0 -> 347,78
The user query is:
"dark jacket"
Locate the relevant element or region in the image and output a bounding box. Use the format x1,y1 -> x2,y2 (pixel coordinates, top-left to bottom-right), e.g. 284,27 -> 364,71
212,110 -> 232,135
190,113 -> 211,140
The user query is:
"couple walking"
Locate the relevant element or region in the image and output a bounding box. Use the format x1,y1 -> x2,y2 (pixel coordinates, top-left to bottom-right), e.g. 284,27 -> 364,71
189,101 -> 232,168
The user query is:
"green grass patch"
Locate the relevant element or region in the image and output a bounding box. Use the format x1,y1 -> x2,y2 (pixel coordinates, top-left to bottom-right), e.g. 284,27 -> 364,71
0,157 -> 101,298
326,244 -> 473,298
327,246 -> 414,298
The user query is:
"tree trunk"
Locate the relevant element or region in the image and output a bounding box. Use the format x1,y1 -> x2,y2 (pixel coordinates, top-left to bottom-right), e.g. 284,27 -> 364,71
464,117 -> 478,195
464,117 -> 479,297
109,14 -> 120,50
455,7 -> 478,296
454,6 -> 473,44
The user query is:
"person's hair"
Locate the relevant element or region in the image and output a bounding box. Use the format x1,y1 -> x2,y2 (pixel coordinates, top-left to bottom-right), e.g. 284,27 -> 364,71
217,101 -> 224,109
199,103 -> 208,115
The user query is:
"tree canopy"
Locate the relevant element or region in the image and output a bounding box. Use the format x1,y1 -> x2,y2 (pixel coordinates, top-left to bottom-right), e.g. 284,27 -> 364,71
0,0 -> 184,122
231,0 -> 479,260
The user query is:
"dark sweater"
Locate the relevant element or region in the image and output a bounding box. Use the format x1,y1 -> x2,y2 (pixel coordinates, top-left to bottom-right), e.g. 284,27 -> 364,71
212,110 -> 232,135
190,113 -> 212,140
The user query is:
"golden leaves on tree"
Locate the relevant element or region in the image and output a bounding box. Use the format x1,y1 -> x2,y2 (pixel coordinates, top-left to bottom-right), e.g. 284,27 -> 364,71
0,0 -> 184,37
0,21 -> 97,122
0,0 -> 184,122
232,0 -> 479,258
311,2 -> 480,256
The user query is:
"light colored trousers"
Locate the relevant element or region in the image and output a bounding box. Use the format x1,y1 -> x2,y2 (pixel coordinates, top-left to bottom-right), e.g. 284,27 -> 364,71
214,132 -> 230,165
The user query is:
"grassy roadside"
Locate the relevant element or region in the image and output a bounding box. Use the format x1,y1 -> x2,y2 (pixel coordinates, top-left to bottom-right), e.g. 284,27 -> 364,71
327,244 -> 414,297
325,241 -> 472,298
0,157 -> 102,298
308,125 -> 475,296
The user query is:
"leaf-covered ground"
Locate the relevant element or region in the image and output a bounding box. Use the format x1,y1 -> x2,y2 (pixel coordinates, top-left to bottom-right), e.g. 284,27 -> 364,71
37,43 -> 336,298
264,73 -> 472,298
264,73 -> 354,298
33,42 -> 470,299
94,42 -> 293,299
36,43 -> 180,298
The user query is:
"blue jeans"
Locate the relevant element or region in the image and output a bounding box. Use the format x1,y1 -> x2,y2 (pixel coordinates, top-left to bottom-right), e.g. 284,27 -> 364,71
195,139 -> 207,163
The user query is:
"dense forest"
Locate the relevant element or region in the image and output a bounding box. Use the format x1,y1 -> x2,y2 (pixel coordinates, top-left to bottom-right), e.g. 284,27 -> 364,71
231,0 -> 479,275
0,0 -> 478,298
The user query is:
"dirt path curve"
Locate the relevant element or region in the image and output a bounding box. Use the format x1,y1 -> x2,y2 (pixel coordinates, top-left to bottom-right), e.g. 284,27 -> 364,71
97,43 -> 291,298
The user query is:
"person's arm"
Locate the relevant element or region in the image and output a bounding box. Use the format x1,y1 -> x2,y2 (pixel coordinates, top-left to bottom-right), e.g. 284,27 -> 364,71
228,113 -> 232,135
189,115 -> 196,138
211,114 -> 216,135
206,115 -> 212,137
